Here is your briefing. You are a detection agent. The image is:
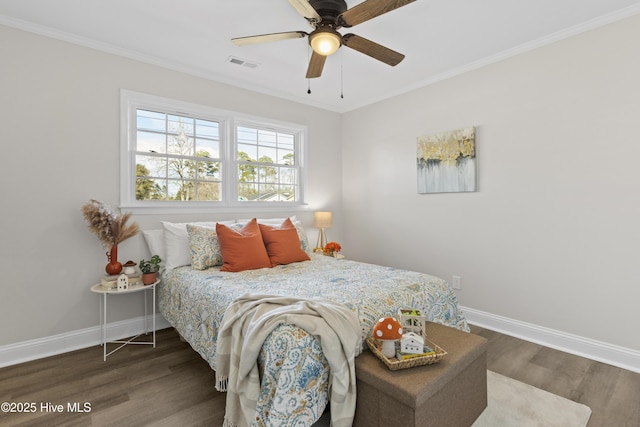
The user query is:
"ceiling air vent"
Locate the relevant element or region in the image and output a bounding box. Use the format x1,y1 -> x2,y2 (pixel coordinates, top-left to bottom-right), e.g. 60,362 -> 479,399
226,56 -> 260,68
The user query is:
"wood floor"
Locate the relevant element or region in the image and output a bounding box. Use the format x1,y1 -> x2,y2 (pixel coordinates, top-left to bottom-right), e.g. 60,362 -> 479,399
1,326 -> 638,426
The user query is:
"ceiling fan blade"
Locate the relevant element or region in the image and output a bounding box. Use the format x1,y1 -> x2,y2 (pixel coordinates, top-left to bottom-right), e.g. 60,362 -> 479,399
306,51 -> 327,78
288,0 -> 321,21
342,33 -> 405,66
232,31 -> 307,46
339,0 -> 416,27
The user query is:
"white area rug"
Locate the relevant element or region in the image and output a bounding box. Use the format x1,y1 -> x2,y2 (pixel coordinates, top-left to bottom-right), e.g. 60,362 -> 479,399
472,371 -> 592,427
314,370 -> 591,426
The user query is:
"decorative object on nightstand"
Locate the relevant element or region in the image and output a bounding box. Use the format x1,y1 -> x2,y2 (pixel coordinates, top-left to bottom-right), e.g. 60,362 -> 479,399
100,276 -> 117,290
81,199 -> 139,275
139,255 -> 162,285
324,241 -> 342,257
400,332 -> 425,354
398,308 -> 427,339
313,211 -> 332,252
122,260 -> 137,275
372,317 -> 403,358
117,273 -> 129,291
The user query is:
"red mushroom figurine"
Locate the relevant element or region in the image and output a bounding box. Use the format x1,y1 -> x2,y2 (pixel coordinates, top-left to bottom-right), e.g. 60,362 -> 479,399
373,317 -> 403,358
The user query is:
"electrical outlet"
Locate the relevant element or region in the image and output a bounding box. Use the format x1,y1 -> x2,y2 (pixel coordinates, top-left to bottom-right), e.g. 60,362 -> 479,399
452,275 -> 461,290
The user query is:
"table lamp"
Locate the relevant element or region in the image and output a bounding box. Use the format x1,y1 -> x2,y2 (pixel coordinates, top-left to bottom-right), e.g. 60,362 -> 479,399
313,211 -> 332,252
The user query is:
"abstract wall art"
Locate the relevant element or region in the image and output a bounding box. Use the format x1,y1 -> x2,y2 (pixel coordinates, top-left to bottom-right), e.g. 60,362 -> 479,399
417,126 -> 476,194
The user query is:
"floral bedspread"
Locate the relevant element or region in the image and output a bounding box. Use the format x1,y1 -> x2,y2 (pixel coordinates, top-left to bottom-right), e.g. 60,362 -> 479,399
159,254 -> 468,426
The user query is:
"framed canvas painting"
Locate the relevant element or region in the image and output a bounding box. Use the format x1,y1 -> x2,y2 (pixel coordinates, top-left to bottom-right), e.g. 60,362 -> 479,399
417,127 -> 476,194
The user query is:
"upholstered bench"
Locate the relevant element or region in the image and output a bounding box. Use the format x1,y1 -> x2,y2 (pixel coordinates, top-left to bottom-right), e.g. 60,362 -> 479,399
354,322 -> 488,427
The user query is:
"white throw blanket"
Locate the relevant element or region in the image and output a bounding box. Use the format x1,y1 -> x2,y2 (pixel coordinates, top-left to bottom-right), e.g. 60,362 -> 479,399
215,294 -> 362,427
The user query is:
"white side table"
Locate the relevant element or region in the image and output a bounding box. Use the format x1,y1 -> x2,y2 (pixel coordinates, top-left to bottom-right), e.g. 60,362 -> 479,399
90,280 -> 159,361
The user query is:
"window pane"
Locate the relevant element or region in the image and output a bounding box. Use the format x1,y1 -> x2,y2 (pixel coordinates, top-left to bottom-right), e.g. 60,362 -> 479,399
237,126 -> 257,143
196,119 -> 218,139
258,165 -> 278,184
258,184 -> 277,200
196,138 -> 219,158
278,134 -> 294,150
238,162 -> 257,183
167,114 -> 194,135
167,158 -> 195,179
196,182 -> 221,201
279,149 -> 294,165
166,180 -> 184,200
257,146 -> 277,163
238,182 -> 257,201
238,144 -> 257,161
258,129 -> 277,148
169,179 -> 201,201
136,177 -> 166,200
167,134 -> 195,156
197,160 -> 221,181
137,131 -> 166,154
280,167 -> 296,185
136,155 -> 166,178
137,110 -> 165,133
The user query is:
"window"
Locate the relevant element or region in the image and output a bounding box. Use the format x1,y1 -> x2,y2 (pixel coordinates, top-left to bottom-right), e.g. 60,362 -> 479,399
120,90 -> 306,213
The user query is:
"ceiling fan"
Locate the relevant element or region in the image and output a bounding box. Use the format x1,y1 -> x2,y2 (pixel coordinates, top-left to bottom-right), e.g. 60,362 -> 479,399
231,0 -> 416,78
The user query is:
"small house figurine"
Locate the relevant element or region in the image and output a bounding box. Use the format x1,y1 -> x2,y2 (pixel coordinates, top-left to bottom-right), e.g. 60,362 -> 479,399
400,332 -> 424,354
398,308 -> 427,339
117,273 -> 129,291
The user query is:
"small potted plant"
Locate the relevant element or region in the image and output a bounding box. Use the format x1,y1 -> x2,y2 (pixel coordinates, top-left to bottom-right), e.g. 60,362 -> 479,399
139,255 -> 162,285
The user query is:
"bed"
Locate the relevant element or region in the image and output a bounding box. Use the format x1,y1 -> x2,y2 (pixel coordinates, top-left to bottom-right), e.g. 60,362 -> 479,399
150,218 -> 469,427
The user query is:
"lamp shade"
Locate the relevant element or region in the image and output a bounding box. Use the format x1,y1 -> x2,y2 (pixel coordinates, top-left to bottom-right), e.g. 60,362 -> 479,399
313,211 -> 333,228
309,30 -> 341,56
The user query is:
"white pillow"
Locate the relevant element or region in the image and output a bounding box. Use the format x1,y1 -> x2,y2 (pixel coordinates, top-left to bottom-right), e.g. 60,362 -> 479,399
142,229 -> 165,261
236,217 -> 294,225
161,220 -> 235,271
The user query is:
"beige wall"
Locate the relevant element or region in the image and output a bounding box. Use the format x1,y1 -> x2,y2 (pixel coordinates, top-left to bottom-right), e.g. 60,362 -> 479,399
342,14 -> 640,351
2,13 -> 639,361
0,25 -> 342,346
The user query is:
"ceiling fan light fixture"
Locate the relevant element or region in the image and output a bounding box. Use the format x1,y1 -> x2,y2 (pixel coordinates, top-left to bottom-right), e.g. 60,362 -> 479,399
309,29 -> 341,56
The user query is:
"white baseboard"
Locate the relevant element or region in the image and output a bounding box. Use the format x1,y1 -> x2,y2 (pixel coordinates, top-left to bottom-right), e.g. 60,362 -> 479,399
3,308 -> 639,374
0,315 -> 171,368
462,306 -> 640,374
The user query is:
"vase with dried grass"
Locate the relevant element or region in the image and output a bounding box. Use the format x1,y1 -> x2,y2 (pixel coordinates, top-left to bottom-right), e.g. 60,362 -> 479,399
82,199 -> 140,275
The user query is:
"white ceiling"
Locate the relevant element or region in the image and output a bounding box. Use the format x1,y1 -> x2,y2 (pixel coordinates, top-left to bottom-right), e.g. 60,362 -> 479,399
2,0 -> 640,112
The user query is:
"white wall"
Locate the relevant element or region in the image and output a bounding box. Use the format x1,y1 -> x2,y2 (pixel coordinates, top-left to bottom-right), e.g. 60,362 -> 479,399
342,14 -> 640,352
0,25 -> 342,346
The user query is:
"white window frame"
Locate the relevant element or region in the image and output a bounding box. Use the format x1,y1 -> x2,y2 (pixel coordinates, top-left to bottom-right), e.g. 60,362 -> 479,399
120,90 -> 307,214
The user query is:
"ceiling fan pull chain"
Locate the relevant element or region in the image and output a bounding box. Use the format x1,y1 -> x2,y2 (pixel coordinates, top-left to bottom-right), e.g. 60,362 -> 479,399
340,49 -> 344,99
307,44 -> 312,94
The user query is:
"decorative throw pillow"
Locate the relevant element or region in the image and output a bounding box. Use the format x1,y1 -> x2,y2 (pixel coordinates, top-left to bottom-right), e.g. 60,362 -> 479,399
217,218 -> 271,272
292,220 -> 311,255
237,216 -> 311,254
161,220 -> 235,271
259,218 -> 311,266
186,224 -> 223,270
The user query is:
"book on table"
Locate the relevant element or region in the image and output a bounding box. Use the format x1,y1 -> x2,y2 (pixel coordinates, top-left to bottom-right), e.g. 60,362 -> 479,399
396,345 -> 436,360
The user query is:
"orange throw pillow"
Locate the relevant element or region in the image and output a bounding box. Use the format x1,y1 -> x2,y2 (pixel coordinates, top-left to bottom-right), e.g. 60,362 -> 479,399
259,218 -> 311,267
216,218 -> 271,272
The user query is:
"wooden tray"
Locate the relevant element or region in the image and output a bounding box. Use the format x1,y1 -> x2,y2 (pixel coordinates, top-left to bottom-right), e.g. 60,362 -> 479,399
366,337 -> 447,370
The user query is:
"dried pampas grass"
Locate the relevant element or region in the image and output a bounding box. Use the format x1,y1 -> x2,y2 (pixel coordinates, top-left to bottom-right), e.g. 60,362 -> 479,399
81,199 -> 139,248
